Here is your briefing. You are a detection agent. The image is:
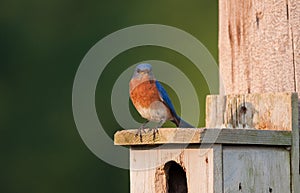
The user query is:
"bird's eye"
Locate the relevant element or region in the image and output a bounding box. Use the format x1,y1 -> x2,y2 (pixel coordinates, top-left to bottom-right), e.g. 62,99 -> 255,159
137,69 -> 141,73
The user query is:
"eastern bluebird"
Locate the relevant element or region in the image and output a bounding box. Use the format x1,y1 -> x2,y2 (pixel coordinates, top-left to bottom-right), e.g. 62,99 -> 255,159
129,63 -> 194,140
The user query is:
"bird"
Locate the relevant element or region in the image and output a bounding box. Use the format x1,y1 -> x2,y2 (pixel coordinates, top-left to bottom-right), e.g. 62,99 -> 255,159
129,63 -> 194,140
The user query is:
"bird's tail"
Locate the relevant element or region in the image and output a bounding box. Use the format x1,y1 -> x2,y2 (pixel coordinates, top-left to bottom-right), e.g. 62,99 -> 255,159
172,115 -> 195,128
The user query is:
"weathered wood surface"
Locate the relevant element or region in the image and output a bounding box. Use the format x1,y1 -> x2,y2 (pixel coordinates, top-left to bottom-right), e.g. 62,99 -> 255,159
223,146 -> 290,193
219,0 -> 300,191
114,128 -> 291,146
130,144 -> 221,193
291,92 -> 300,193
219,0 -> 300,95
212,144 -> 223,193
206,92 -> 297,130
206,92 -> 299,193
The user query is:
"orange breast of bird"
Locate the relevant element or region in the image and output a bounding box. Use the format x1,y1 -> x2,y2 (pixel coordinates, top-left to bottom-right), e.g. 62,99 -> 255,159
129,80 -> 160,108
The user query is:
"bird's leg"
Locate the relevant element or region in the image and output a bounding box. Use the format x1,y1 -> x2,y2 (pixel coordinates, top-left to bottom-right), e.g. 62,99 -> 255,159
136,120 -> 149,142
152,119 -> 165,140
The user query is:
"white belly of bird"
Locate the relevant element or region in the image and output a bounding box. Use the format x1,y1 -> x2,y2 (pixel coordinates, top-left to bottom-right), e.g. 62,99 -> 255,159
136,101 -> 171,122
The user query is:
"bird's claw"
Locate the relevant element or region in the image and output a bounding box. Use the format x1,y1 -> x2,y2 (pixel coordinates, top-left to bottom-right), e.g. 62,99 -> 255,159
135,127 -> 159,141
136,126 -> 146,142
149,127 -> 159,140
153,128 -> 159,140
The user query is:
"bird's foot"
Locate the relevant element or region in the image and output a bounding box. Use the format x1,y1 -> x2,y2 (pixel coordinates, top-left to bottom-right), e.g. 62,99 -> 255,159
150,120 -> 164,140
135,125 -> 147,142
148,127 -> 159,140
152,127 -> 159,140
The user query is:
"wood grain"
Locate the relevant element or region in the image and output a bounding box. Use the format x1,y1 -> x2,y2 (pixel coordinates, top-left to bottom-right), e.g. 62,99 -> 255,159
206,92 -> 297,131
219,0 -> 299,94
206,92 -> 299,192
130,144 -> 220,193
223,146 -> 290,192
114,128 -> 291,146
288,0 -> 300,92
219,0 -> 300,191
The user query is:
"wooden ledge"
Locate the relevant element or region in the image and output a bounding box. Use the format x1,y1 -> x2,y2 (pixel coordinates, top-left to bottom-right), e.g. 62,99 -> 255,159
114,128 -> 291,146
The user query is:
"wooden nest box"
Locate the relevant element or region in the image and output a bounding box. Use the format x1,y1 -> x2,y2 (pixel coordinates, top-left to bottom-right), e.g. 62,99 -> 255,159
115,93 -> 300,193
114,0 -> 300,191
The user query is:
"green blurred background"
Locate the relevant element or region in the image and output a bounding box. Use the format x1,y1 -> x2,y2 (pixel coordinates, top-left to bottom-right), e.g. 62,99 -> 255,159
0,1 -> 218,192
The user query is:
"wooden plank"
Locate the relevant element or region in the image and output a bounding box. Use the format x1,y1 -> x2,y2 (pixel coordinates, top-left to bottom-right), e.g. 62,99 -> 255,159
223,146 -> 290,193
291,93 -> 300,193
114,128 -> 291,146
212,144 -> 223,193
182,146 -> 214,192
115,128 -> 202,145
130,145 -> 214,193
206,92 -> 297,131
201,129 -> 291,146
219,0 -> 298,94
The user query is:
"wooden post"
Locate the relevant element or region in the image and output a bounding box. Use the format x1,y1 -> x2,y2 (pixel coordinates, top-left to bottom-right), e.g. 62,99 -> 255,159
219,0 -> 300,192
219,0 -> 299,95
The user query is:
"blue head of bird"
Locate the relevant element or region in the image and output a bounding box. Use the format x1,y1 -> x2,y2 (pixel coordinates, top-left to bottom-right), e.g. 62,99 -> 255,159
132,63 -> 155,80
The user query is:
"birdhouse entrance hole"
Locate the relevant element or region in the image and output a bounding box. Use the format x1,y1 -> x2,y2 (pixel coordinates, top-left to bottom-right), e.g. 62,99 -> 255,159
164,161 -> 188,193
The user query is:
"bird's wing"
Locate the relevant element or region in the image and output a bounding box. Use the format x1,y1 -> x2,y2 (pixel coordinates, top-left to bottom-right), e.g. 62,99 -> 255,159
155,80 -> 178,118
